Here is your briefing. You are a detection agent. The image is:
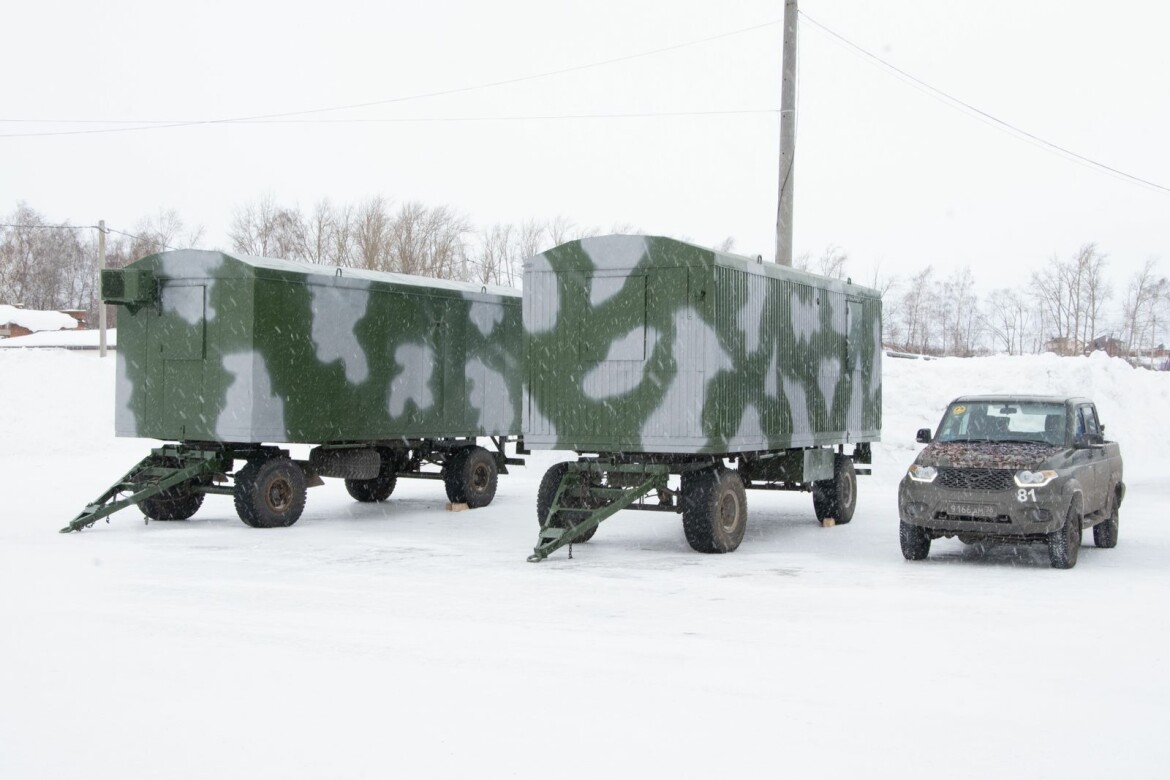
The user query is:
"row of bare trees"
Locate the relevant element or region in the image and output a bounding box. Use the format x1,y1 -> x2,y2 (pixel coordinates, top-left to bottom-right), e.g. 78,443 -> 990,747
0,204 -> 202,326
5,197 -> 1168,359
227,194 -> 616,287
811,242 -> 1169,359
0,197 -> 629,327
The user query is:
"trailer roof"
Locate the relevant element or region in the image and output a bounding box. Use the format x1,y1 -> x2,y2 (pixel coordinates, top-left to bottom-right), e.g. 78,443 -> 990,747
141,249 -> 520,299
525,234 -> 881,298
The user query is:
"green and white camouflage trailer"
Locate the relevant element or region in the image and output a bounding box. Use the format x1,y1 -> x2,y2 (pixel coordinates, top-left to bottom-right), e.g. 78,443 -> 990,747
524,235 -> 882,561
64,250 -> 523,533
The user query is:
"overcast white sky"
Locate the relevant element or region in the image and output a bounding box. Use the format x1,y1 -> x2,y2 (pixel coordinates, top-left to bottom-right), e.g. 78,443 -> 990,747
3,0 -> 1167,290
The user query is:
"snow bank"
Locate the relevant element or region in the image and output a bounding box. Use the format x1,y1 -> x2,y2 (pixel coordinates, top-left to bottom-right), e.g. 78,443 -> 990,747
880,351 -> 1165,480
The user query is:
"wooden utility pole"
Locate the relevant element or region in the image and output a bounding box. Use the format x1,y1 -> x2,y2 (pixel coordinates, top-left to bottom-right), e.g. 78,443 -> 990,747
98,220 -> 107,357
776,0 -> 798,266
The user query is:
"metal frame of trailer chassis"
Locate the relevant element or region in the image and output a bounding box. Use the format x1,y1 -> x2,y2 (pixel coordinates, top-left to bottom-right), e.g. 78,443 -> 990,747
62,436 -> 524,533
528,442 -> 873,562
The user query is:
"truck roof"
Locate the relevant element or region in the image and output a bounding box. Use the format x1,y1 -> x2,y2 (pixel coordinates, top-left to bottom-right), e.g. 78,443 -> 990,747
949,395 -> 1092,406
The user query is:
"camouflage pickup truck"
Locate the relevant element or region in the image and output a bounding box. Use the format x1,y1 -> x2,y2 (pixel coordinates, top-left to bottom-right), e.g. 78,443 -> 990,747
898,395 -> 1124,569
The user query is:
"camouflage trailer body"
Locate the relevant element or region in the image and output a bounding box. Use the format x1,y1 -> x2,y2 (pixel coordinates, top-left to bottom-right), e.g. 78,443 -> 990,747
66,250 -> 523,533
111,250 -> 521,443
523,235 -> 883,561
524,235 -> 882,453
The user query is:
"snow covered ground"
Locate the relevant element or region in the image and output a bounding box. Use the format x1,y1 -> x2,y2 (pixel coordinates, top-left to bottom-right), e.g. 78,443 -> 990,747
2,349 -> 1167,779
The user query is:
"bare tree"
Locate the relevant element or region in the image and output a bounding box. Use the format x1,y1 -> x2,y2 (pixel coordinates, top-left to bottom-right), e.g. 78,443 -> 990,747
0,203 -> 87,312
1121,258 -> 1169,355
229,194 -> 305,259
388,201 -> 471,280
982,288 -> 1036,355
1031,243 -> 1112,355
352,196 -> 393,271
894,265 -> 936,353
795,245 -> 848,279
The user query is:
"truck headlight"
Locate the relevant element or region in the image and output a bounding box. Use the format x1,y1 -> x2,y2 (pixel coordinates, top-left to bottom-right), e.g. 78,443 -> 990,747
1014,470 -> 1058,487
907,464 -> 938,483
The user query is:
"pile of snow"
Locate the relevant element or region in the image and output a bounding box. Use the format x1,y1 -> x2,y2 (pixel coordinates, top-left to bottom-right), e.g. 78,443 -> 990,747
879,351 -> 1166,480
0,303 -> 79,333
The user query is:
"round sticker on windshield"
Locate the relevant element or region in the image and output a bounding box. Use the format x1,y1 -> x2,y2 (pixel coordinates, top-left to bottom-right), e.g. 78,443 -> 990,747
952,405 -> 967,415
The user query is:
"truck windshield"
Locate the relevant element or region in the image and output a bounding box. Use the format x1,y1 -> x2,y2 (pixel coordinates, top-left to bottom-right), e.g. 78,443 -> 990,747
936,401 -> 1066,445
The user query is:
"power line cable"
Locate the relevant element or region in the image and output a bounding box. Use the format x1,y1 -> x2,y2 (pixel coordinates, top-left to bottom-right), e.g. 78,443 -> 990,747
798,11 -> 1170,196
0,19 -> 782,139
0,222 -> 177,250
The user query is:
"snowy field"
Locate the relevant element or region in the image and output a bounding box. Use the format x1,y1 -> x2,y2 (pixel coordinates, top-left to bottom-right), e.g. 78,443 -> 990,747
2,349 -> 1167,779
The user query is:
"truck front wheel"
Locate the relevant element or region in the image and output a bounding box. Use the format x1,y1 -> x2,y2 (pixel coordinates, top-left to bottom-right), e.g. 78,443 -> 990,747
1047,498 -> 1082,569
1093,488 -> 1120,549
899,521 -> 931,560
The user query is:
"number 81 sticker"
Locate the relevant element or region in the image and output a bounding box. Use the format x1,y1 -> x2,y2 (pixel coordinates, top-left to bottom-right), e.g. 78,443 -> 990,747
1017,488 -> 1037,502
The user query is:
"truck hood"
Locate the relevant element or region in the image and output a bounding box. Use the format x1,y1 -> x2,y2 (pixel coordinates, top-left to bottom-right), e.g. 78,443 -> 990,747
919,441 -> 1062,470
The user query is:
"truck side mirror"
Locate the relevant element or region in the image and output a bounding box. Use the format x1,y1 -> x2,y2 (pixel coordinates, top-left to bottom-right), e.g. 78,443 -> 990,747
916,428 -> 932,444
1076,432 -> 1105,449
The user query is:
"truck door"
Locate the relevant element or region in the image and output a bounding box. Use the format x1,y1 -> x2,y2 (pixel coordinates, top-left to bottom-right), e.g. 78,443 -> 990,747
1076,404 -> 1107,514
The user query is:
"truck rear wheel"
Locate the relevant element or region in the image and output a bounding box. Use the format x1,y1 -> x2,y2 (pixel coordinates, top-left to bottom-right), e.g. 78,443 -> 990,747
899,521 -> 931,560
444,446 -> 498,508
682,468 -> 747,553
1047,498 -> 1082,569
536,462 -> 598,543
234,457 -> 307,528
813,455 -> 857,525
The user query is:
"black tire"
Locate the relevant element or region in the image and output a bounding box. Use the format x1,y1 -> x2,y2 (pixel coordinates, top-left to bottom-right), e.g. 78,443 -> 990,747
1047,497 -> 1083,569
345,450 -> 398,503
813,455 -> 857,525
234,457 -> 307,529
1093,487 -> 1119,549
536,462 -> 598,543
900,521 -> 931,560
141,488 -> 204,521
443,446 -> 498,508
681,468 -> 748,554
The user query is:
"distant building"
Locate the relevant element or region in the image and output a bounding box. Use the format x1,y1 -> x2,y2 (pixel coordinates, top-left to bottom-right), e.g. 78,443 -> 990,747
0,304 -> 83,339
1085,335 -> 1124,358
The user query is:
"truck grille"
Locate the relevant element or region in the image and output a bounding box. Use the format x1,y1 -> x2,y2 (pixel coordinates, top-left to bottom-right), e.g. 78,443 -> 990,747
936,468 -> 1014,491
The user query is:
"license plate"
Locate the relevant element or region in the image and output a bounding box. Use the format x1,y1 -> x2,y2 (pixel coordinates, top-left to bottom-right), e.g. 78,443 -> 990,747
948,503 -> 996,518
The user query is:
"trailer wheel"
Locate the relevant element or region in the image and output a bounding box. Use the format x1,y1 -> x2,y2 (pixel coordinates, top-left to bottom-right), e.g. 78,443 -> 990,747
682,468 -> 747,553
444,446 -> 498,508
536,462 -> 598,543
234,457 -> 307,529
141,488 -> 204,522
345,450 -> 398,503
813,455 -> 857,525
138,455 -> 206,521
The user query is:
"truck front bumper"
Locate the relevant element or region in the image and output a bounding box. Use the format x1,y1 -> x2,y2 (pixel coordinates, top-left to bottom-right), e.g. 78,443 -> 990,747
898,479 -> 1069,537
